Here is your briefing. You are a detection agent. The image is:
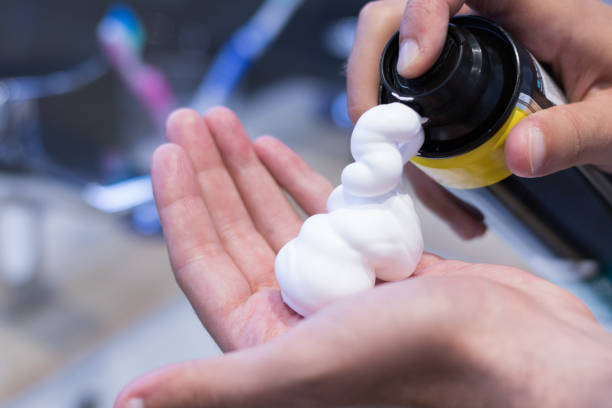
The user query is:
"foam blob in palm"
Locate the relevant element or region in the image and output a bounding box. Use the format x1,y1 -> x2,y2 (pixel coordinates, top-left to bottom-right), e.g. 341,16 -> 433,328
275,103 -> 425,316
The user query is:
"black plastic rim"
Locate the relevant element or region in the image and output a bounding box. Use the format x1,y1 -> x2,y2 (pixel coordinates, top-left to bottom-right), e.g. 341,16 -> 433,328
379,16 -> 525,158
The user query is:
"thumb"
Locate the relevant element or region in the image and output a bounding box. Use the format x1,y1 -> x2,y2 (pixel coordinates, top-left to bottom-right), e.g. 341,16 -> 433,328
114,356 -> 242,408
114,350 -> 284,408
396,0 -> 465,78
505,98 -> 612,177
113,338 -> 332,408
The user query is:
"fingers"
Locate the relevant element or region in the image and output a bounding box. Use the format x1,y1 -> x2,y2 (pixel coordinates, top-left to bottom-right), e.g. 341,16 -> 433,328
114,353 -> 258,408
166,108 -> 277,290
347,0 -> 406,123
113,276 -> 443,408
253,137 -> 449,266
347,0 -> 567,124
396,0 -> 464,78
254,134 -> 486,241
203,107 -> 303,253
253,136 -> 334,216
151,143 -> 250,346
395,0 -> 567,78
115,337 -> 324,408
505,96 -> 612,177
404,164 -> 486,239
346,0 -> 474,123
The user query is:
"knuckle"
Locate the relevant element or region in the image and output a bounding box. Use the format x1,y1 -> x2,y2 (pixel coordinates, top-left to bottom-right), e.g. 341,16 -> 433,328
359,0 -> 401,23
406,0 -> 439,18
401,0 -> 447,39
555,106 -> 586,162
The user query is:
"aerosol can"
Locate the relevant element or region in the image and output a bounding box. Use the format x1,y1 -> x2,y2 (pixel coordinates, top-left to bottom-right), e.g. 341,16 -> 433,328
379,16 -> 612,324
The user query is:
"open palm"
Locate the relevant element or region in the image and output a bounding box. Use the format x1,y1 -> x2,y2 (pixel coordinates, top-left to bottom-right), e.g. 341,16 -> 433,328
150,107 -> 339,350
116,107 -> 612,408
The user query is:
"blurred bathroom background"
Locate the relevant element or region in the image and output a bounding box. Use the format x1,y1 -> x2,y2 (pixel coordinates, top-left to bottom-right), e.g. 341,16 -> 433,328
1,1 -> 612,407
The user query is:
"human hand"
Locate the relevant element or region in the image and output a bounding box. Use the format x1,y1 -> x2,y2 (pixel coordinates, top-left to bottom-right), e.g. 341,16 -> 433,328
135,107 -> 334,352
347,0 -> 612,238
115,107 -> 612,408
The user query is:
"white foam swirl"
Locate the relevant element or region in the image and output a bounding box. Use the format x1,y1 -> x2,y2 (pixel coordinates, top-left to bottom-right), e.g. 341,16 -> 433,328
275,103 -> 425,316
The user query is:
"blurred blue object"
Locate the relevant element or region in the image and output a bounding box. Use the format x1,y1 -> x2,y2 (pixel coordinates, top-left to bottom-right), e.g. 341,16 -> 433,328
322,17 -> 357,59
190,0 -> 304,111
131,201 -> 161,236
98,4 -> 176,129
82,175 -> 152,214
88,0 -> 305,232
0,57 -> 107,177
330,91 -> 353,129
106,4 -> 146,53
0,57 -> 107,102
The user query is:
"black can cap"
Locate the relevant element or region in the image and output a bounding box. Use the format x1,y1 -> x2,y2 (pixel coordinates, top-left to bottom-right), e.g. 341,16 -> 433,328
379,16 -> 517,158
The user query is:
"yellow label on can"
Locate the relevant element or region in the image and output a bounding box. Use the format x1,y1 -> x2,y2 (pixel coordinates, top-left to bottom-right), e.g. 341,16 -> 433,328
411,107 -> 528,189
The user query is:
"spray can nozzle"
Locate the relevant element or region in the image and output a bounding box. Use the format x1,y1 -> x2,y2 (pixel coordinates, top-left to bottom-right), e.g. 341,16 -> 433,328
380,18 -> 514,157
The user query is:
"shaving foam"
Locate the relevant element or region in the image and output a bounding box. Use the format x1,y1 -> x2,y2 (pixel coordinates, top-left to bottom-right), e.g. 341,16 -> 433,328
275,103 -> 424,316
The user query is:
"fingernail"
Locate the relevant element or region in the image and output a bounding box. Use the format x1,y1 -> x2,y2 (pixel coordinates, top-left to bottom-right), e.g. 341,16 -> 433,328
528,127 -> 546,175
124,398 -> 144,408
397,39 -> 420,75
